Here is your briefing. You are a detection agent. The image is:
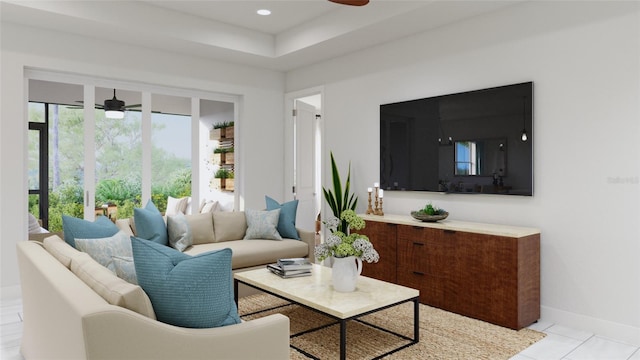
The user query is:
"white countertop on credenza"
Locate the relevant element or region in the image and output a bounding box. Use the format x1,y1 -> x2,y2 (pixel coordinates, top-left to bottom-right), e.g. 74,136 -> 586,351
360,213 -> 540,238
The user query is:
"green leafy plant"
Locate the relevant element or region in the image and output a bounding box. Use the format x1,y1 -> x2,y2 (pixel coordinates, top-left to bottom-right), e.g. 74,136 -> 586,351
315,210 -> 379,263
417,202 -> 447,215
213,147 -> 234,154
212,121 -> 234,129
322,151 -> 357,233
214,168 -> 234,179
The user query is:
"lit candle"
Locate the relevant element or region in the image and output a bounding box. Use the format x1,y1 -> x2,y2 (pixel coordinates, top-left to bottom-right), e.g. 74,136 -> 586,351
379,189 -> 384,198
367,187 -> 372,193
374,182 -> 379,188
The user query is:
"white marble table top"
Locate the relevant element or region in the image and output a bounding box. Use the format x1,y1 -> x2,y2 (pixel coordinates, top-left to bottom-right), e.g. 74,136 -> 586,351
235,264 -> 419,319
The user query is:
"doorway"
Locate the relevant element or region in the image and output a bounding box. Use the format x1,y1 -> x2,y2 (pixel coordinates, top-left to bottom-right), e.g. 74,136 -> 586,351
285,89 -> 323,233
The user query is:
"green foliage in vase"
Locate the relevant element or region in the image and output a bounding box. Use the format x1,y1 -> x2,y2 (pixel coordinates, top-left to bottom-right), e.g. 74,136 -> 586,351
322,152 -> 357,233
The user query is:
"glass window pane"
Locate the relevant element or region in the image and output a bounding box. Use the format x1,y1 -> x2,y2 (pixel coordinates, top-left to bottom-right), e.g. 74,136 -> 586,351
151,94 -> 192,214
28,194 -> 40,219
28,128 -> 40,190
48,104 -> 85,232
29,102 -> 45,123
95,88 -> 142,221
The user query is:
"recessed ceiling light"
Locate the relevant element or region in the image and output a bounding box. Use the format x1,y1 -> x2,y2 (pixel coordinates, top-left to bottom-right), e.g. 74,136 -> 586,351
257,9 -> 271,16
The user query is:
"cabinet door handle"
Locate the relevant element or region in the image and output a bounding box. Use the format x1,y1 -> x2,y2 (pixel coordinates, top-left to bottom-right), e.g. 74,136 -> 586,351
413,226 -> 422,230
413,242 -> 424,246
444,229 -> 456,235
413,271 -> 425,276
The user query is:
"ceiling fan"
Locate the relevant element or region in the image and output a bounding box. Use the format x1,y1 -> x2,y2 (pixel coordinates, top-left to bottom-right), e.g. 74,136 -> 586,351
329,0 -> 369,6
71,89 -> 141,119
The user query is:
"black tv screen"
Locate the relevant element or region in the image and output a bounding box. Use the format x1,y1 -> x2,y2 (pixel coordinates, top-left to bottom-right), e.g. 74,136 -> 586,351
380,82 -> 533,196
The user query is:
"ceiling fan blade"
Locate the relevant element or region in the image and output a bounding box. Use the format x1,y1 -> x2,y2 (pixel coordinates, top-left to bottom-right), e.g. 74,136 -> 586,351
329,0 -> 369,6
123,104 -> 142,109
74,100 -> 103,107
69,103 -> 104,109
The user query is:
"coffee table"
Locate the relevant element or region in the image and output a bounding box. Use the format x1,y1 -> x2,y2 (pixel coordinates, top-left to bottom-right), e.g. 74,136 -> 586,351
234,264 -> 419,360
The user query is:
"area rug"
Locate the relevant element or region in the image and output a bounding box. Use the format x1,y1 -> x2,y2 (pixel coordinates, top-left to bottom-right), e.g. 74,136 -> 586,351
239,293 -> 545,360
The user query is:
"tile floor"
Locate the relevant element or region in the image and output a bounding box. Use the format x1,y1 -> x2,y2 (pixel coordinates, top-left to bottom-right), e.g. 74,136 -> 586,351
2,295 -> 639,360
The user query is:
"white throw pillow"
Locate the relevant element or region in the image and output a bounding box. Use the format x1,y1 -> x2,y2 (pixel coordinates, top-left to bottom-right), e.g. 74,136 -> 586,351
112,256 -> 138,284
244,209 -> 282,240
200,200 -> 220,213
75,231 -> 133,272
28,213 -> 40,233
165,196 -> 189,216
185,197 -> 193,215
167,213 -> 193,252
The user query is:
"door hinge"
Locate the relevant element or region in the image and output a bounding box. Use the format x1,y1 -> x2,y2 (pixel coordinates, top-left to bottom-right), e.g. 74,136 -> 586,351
292,109 -> 297,116
292,186 -> 296,194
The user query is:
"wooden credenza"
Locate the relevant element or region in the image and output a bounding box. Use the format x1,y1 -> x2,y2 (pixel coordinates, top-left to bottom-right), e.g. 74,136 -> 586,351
357,214 -> 540,330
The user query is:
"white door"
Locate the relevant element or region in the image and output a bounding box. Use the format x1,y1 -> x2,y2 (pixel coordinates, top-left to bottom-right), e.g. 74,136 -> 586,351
293,100 -> 317,231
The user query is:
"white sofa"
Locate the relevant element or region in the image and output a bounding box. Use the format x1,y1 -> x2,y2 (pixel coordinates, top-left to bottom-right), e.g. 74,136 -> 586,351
17,239 -> 290,360
17,211 -> 315,359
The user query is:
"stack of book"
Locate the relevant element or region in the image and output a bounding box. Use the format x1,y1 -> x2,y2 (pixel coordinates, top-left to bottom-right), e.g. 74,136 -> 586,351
267,258 -> 313,278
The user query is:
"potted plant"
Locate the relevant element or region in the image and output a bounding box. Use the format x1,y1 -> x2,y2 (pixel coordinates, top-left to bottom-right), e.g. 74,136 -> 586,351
212,147 -> 234,165
410,202 -> 449,222
209,121 -> 234,140
224,121 -> 235,139
315,209 -> 379,292
315,210 -> 378,262
212,168 -> 234,191
322,151 -> 357,234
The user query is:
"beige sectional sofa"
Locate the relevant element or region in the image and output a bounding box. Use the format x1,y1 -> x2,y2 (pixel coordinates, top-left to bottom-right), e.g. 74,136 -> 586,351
17,211 -> 315,359
115,210 -> 315,271
17,239 -> 290,360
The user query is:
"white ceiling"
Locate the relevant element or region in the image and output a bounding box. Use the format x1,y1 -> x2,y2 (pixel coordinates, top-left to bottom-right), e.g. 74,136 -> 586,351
1,0 -> 523,71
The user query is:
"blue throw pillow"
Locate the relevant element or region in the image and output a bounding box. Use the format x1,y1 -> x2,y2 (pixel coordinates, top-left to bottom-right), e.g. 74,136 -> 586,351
131,237 -> 241,328
62,215 -> 119,248
134,200 -> 168,246
265,196 -> 300,240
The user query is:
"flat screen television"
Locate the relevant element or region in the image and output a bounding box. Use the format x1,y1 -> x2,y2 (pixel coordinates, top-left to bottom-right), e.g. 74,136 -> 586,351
380,82 -> 533,196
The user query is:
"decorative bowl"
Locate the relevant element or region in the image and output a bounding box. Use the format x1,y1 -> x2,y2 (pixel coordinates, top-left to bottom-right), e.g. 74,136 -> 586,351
410,211 -> 449,222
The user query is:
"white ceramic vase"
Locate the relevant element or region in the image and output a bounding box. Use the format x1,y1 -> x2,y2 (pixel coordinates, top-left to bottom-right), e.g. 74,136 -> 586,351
331,256 -> 362,292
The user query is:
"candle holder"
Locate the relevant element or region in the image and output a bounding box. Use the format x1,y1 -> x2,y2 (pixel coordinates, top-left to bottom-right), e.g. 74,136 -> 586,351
366,190 -> 374,215
368,183 -> 385,216
373,186 -> 380,215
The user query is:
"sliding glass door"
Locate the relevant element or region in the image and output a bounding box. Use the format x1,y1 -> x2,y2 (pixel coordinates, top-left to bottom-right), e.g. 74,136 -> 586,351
27,75 -> 238,233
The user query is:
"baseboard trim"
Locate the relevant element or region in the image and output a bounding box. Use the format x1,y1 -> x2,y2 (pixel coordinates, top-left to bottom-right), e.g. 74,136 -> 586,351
541,305 -> 640,347
1,285 -> 22,302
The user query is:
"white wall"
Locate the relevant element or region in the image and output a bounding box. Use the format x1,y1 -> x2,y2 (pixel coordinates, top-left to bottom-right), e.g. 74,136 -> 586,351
199,99 -> 235,210
287,1 -> 640,344
0,22 -> 286,289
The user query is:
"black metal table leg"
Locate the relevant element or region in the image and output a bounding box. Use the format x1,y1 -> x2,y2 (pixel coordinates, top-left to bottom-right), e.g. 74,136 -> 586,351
340,319 -> 347,360
234,279 -> 238,306
414,298 -> 419,342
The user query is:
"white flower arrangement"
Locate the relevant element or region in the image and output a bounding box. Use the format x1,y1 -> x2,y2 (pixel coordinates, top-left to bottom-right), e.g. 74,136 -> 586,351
315,210 -> 379,263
